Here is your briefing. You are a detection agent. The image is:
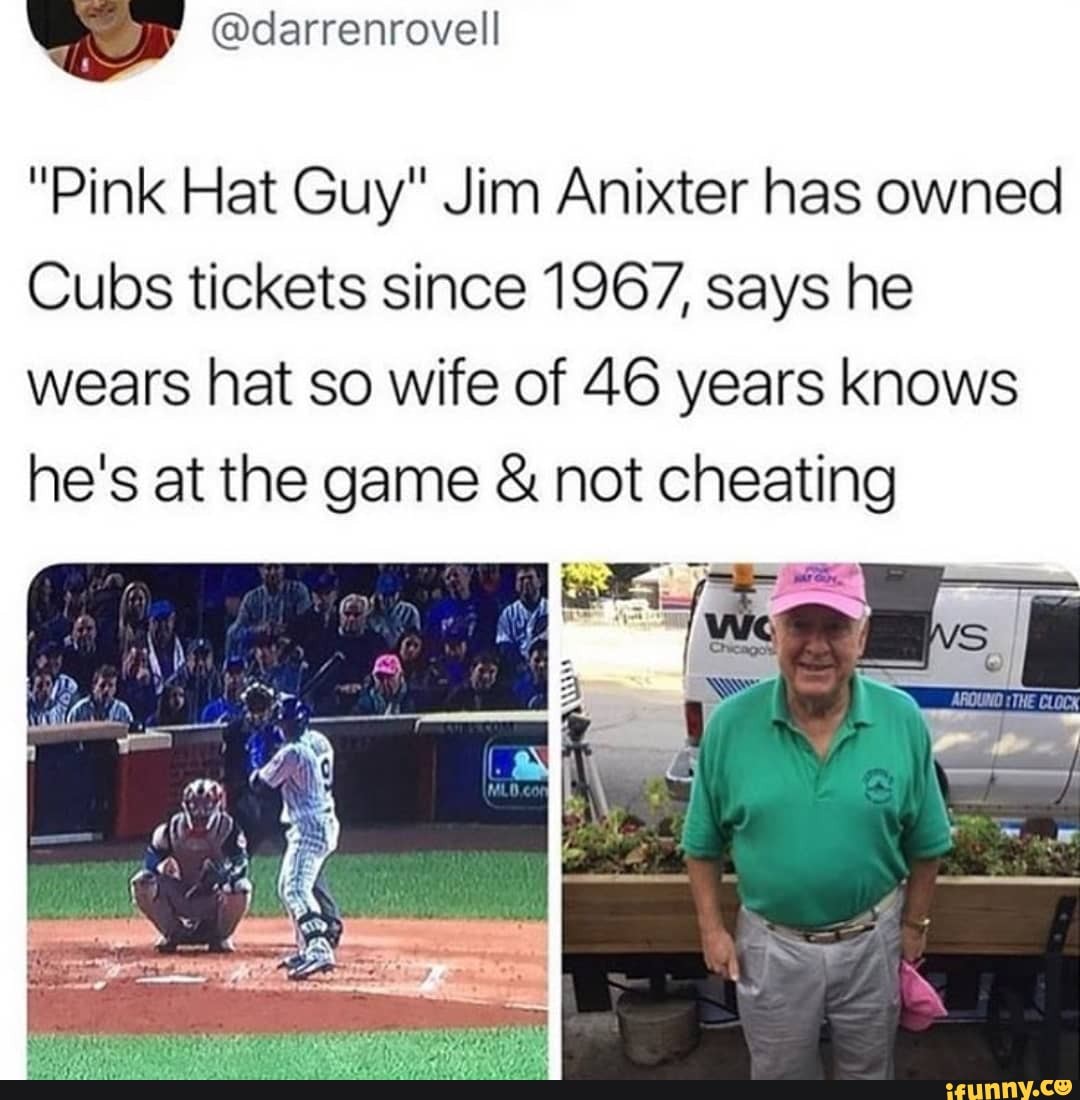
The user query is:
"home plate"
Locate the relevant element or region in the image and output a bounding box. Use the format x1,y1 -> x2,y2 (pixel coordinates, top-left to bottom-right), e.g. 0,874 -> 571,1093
136,975 -> 207,985
419,965 -> 448,994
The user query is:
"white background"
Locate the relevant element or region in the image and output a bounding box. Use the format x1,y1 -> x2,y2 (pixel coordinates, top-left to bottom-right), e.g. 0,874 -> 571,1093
2,0 -> 1078,1080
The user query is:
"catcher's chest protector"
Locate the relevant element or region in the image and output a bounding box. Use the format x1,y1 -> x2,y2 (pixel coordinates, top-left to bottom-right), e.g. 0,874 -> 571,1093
167,813 -> 235,885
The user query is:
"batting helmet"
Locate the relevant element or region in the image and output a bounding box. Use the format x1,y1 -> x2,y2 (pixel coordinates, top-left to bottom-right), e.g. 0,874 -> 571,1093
278,694 -> 311,739
181,778 -> 224,833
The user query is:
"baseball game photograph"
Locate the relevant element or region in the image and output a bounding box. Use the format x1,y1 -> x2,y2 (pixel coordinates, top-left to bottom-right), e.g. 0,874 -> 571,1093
27,563 -> 549,1080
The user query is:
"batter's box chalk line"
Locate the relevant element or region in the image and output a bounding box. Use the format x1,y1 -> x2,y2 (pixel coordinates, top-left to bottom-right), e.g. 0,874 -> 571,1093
136,975 -> 208,985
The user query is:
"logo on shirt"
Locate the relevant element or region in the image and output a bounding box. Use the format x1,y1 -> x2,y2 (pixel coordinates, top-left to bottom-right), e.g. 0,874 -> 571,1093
863,768 -> 894,804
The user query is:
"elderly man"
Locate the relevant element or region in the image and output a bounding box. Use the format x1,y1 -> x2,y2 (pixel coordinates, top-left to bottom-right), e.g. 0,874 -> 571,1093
355,654 -> 417,716
319,594 -> 384,715
682,563 -> 952,1081
47,0 -> 177,83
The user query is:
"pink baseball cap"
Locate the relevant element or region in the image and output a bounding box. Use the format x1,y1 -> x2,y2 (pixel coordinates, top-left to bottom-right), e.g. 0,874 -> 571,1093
899,959 -> 947,1031
768,563 -> 868,620
373,654 -> 402,677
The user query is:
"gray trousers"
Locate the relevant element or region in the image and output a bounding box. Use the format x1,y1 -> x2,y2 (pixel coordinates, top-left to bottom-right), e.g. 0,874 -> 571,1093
734,890 -> 903,1080
131,870 -> 251,944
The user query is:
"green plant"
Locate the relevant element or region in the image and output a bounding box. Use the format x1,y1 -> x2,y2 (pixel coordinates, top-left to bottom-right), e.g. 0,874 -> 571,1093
562,802 -> 1080,878
562,779 -> 687,874
941,816 -> 1080,877
561,562 -> 613,601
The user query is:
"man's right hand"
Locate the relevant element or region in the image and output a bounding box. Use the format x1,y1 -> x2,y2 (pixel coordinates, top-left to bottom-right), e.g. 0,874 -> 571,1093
701,926 -> 740,982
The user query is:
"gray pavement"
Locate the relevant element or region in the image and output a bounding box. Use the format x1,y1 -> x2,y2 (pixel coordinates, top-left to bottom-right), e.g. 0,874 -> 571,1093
564,619 -> 686,817
581,680 -> 683,817
563,977 -> 1080,1081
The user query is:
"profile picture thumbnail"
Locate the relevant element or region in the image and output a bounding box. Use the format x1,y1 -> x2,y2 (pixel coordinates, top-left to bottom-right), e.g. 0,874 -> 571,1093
28,0 -> 183,83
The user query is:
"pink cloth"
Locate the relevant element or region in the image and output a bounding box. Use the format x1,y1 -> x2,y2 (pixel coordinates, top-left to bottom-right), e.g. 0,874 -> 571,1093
899,959 -> 947,1031
768,563 -> 868,620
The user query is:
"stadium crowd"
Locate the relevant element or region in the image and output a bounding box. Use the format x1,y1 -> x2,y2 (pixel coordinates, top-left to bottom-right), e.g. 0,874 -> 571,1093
27,564 -> 548,728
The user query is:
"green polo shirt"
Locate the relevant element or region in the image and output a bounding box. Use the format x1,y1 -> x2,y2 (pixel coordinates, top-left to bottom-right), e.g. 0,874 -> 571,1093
682,674 -> 953,927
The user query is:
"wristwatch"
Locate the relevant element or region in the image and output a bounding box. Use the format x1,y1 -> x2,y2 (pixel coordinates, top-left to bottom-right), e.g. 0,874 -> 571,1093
902,916 -> 931,932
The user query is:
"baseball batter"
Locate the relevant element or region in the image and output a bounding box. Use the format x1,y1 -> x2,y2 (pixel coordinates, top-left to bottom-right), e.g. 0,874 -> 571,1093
130,778 -> 251,953
227,684 -> 344,949
252,696 -> 341,980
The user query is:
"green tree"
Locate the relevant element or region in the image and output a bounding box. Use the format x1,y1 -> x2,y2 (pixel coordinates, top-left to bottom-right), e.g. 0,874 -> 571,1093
562,562 -> 613,600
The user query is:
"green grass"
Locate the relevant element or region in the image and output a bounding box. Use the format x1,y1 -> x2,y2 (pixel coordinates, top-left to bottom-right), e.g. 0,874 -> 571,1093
28,851 -> 546,922
28,1029 -> 547,1080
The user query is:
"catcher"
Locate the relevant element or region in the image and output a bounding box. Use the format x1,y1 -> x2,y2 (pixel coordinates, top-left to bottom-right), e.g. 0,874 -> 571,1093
130,778 -> 252,953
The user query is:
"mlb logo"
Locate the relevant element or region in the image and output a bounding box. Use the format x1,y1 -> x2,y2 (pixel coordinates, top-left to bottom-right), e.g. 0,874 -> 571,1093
81,58 -> 90,73
488,746 -> 548,782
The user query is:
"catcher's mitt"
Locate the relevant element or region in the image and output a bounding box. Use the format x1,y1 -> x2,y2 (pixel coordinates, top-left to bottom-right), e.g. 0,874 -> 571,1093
184,858 -> 230,900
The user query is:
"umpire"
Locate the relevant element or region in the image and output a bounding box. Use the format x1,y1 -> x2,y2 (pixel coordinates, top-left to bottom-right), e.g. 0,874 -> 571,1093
223,682 -> 285,853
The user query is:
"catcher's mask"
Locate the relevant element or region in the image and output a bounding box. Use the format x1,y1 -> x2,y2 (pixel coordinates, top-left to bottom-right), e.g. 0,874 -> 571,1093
279,694 -> 311,740
242,681 -> 279,730
182,778 -> 224,833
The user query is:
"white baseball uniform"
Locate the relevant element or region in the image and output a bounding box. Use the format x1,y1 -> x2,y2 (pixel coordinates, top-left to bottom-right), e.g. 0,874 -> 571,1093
257,728 -> 340,963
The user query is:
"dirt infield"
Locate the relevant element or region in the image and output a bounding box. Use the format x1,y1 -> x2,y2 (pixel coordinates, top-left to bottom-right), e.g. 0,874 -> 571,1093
29,917 -> 546,1034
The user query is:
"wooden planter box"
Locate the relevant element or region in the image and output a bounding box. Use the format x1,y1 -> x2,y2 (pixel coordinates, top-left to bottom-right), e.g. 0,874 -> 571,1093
564,874 -> 1080,958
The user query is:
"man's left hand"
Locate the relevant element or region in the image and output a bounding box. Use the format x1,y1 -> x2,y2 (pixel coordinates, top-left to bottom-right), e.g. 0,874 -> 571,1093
901,925 -> 928,963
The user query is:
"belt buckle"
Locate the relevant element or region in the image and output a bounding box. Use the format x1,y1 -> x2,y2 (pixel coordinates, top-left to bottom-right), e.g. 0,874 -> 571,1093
804,920 -> 875,944
803,929 -> 840,944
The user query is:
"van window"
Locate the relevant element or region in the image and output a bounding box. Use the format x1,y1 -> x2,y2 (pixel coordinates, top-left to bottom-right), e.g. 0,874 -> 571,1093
1021,597 -> 1080,689
861,612 -> 930,667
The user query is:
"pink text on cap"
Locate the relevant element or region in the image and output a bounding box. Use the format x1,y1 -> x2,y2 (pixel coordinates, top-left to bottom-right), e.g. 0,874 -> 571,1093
768,562 -> 868,620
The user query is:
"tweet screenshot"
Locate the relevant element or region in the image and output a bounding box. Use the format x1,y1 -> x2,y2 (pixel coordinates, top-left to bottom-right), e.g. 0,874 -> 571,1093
7,0 -> 1078,1084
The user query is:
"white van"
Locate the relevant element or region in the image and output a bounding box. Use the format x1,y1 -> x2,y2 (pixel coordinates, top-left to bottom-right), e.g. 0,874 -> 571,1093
668,563 -> 1080,824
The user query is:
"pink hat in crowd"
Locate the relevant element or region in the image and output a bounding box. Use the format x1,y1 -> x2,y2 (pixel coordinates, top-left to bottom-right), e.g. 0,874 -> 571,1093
373,654 -> 403,676
899,959 -> 948,1031
768,563 -> 868,620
